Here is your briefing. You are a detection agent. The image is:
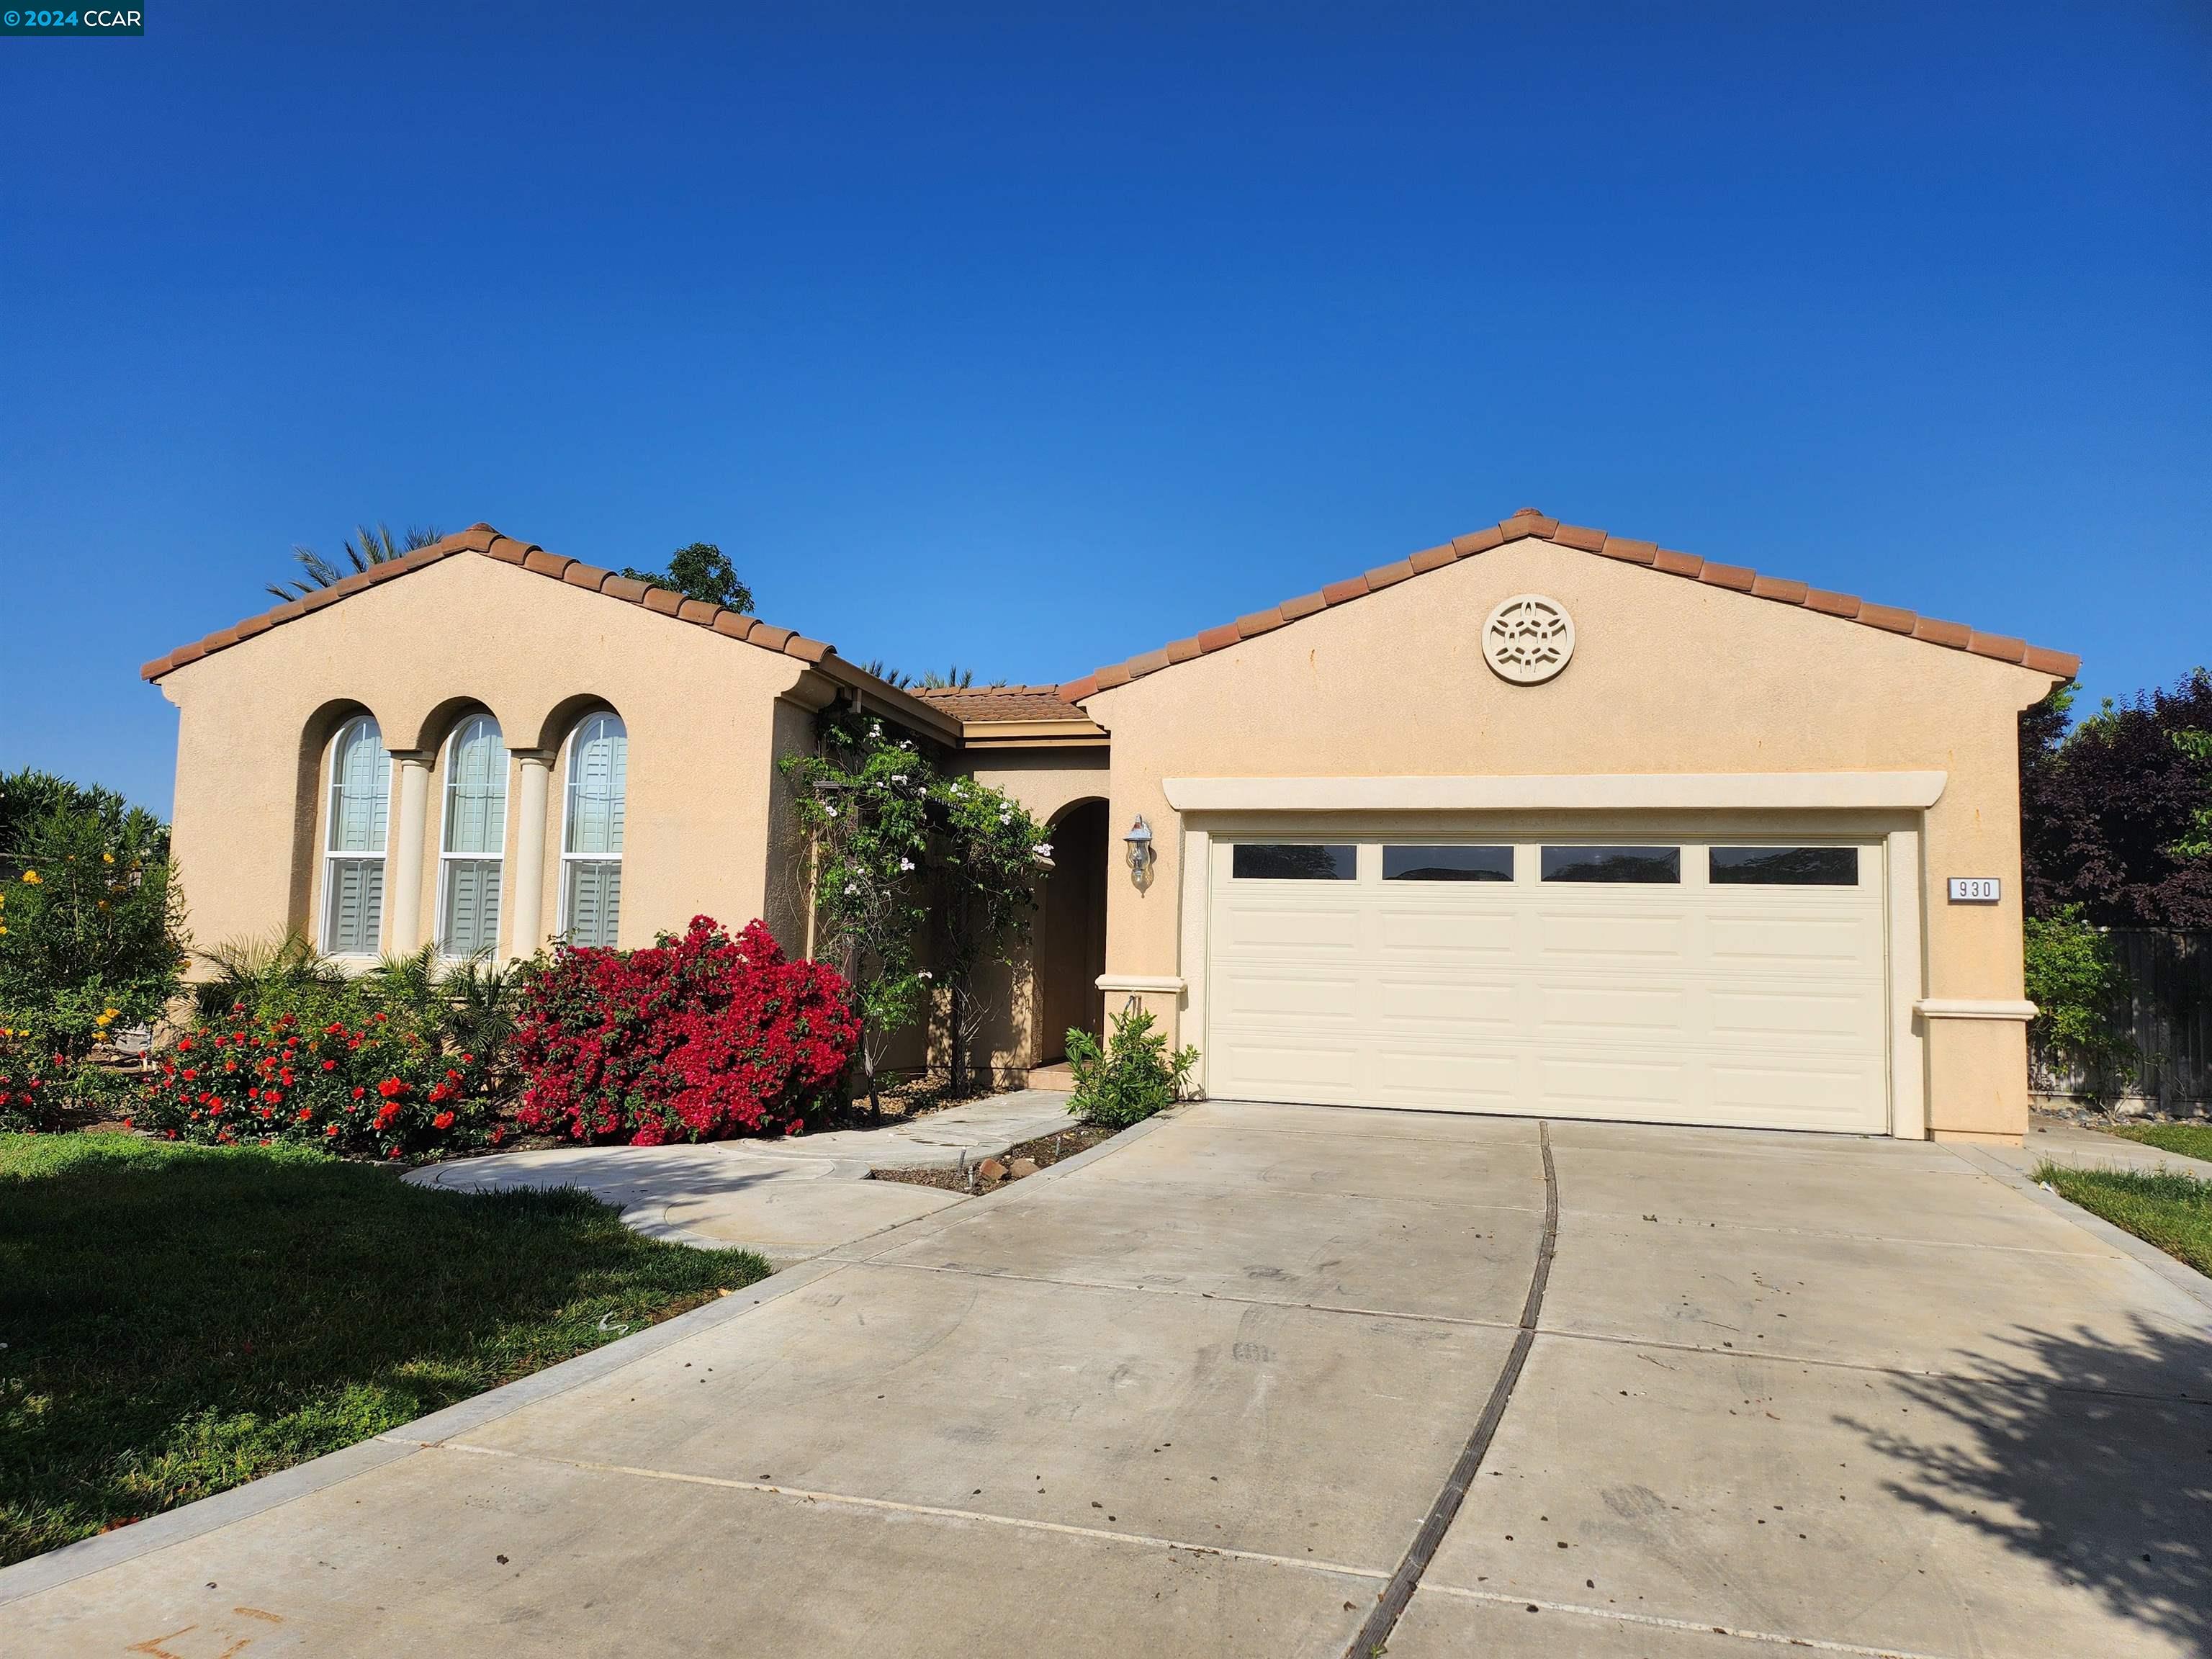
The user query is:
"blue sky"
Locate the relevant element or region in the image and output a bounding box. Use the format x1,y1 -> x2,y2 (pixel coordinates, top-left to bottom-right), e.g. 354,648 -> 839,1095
2,3 -> 2206,816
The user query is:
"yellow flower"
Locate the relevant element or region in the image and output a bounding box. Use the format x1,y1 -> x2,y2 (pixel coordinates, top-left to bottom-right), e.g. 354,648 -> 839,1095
102,853 -> 114,865
19,871 -> 40,885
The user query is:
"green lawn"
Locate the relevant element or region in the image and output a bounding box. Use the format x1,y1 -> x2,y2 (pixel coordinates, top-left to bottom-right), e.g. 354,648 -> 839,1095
2100,1120 -> 2212,1165
2036,1160 -> 2212,1279
0,1133 -> 770,1567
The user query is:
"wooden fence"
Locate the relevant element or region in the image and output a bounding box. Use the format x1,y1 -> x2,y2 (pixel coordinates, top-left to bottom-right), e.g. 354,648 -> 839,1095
2030,929 -> 2212,1112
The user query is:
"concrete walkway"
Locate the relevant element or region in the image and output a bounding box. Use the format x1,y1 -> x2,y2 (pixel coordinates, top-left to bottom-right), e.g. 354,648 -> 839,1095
403,1089 -> 1077,1262
6,1103 -> 2209,1657
2000,1115 -> 2212,1181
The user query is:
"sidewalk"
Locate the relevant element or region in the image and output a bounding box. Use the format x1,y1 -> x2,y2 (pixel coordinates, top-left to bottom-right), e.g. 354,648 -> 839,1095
1994,1117 -> 2212,1182
403,1089 -> 1077,1262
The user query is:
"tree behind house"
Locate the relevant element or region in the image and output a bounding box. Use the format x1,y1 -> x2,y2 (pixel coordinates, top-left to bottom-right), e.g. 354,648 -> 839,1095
2020,668 -> 2212,925
268,523 -> 443,602
621,543 -> 754,613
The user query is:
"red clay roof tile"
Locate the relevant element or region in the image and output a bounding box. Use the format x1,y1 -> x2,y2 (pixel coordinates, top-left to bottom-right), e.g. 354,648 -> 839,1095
140,525 -> 886,691
1056,506 -> 2082,698
1912,616 -> 1972,649
1966,631 -> 2027,664
1597,535 -> 1658,565
909,685 -> 1093,721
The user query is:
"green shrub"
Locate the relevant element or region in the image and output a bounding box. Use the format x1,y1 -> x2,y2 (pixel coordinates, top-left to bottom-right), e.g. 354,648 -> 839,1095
2023,905 -> 2135,1098
0,770 -> 186,1063
1064,1007 -> 1198,1129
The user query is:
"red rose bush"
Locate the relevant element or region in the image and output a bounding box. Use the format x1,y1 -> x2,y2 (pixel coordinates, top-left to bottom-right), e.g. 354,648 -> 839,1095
513,916 -> 857,1146
135,1005 -> 493,1159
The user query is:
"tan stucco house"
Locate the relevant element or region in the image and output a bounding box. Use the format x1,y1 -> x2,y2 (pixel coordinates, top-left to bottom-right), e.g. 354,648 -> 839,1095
143,505 -> 2076,1145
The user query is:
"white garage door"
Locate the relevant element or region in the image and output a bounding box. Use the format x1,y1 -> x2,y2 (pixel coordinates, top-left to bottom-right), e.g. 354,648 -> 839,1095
1205,836 -> 1888,1133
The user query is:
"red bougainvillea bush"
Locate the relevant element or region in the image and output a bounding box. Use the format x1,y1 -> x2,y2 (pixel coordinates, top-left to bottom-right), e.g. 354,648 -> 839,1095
133,1004 -> 497,1159
513,916 -> 858,1146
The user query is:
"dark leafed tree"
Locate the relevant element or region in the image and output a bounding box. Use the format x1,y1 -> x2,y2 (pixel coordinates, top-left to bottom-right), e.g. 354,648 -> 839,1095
621,543 -> 754,613
2019,668 -> 2212,926
268,523 -> 443,601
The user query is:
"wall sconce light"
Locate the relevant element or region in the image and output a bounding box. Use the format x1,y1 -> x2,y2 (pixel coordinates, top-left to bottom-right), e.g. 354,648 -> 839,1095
1123,814 -> 1155,891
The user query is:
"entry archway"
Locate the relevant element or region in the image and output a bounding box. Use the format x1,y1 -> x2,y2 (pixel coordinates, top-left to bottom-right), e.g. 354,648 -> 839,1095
1033,798 -> 1107,1066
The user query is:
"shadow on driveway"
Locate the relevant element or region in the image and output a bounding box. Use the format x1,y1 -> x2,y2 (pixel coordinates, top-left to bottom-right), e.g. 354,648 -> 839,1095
1845,1316 -> 2212,1655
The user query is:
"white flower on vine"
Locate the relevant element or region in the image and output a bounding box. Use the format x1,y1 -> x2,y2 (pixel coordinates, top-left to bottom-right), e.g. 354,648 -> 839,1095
822,805 -> 839,819
898,857 -> 914,871
843,882 -> 858,895
890,773 -> 907,785
1036,843 -> 1053,858
869,721 -> 883,738
917,969 -> 933,981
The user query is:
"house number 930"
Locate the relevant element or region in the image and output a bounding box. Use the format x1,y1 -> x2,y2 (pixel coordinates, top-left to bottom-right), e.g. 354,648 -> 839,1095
1948,877 -> 2001,903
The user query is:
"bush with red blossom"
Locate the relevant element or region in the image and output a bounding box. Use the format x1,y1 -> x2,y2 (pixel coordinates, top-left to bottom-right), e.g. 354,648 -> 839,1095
132,1003 -> 495,1159
512,916 -> 857,1146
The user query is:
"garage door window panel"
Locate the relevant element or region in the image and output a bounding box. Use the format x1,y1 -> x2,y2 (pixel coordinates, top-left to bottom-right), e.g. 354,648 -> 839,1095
1710,846 -> 1859,886
1382,845 -> 1514,882
1541,845 -> 1682,884
1231,843 -> 1357,881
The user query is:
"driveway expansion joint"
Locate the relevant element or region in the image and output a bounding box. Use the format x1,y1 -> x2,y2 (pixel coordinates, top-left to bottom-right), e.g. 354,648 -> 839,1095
1418,1583 -> 1961,1659
1346,1121 -> 1560,1658
429,1440 -> 1395,1586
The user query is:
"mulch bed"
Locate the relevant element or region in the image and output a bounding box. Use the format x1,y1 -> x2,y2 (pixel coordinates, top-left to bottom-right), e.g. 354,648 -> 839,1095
870,1123 -> 1116,1195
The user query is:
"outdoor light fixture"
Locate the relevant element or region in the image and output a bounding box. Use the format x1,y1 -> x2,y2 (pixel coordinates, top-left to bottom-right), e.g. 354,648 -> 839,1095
1124,814 -> 1155,890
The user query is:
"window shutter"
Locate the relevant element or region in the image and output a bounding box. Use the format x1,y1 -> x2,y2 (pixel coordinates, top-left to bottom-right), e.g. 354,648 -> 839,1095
442,860 -> 505,957
328,858 -> 385,956
565,860 -> 621,949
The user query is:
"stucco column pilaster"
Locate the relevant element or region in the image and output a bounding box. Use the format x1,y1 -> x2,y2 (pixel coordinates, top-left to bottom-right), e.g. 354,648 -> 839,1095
387,754 -> 433,953
508,752 -> 554,960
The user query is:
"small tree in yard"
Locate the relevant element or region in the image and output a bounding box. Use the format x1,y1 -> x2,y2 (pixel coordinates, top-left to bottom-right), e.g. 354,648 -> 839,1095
932,775 -> 1050,1096
783,709 -> 933,1115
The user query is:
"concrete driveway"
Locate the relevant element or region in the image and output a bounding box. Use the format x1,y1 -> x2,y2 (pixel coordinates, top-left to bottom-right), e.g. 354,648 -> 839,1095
4,1103 -> 2208,1658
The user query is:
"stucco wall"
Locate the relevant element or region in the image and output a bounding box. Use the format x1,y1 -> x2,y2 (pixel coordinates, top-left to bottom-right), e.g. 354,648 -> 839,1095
160,554 -> 815,965
1079,536 -> 2061,1139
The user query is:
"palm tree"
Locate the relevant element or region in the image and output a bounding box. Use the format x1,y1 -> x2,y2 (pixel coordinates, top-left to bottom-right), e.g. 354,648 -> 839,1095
268,522 -> 444,602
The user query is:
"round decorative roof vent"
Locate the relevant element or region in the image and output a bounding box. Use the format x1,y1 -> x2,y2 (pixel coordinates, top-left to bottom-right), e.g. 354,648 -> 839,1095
1481,593 -> 1575,685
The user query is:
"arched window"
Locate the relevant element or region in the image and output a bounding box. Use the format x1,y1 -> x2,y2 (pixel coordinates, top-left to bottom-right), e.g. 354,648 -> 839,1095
322,715 -> 391,956
438,714 -> 508,958
560,712 -> 626,948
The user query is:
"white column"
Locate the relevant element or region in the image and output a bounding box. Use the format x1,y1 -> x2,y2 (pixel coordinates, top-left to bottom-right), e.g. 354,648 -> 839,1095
508,753 -> 554,961
387,755 -> 433,953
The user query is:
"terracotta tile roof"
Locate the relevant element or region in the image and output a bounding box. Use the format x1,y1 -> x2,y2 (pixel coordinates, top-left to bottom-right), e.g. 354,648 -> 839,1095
907,685 -> 1092,722
1056,507 -> 2080,701
139,523 -> 839,683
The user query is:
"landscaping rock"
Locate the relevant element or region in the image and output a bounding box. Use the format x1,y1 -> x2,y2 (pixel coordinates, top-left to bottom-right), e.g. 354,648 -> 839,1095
976,1158 -> 1008,1184
1009,1157 -> 1038,1179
